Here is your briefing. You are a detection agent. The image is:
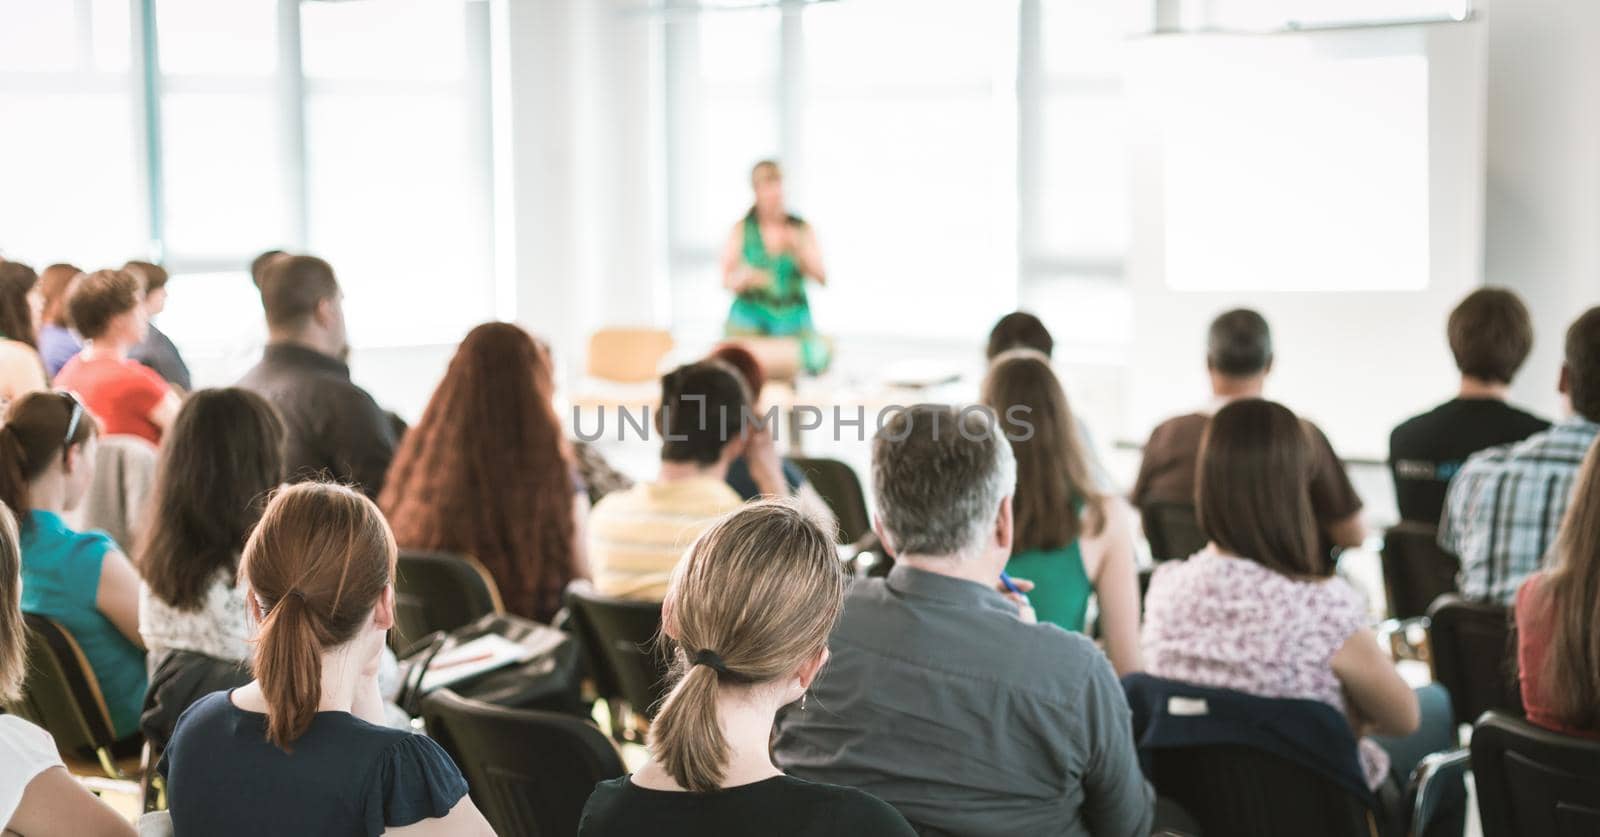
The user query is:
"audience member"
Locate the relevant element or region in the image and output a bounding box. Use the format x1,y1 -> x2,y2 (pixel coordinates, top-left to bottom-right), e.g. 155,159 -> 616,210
985,311 -> 1113,491
982,349 -> 1141,674
0,391 -> 146,739
237,255 -> 397,497
0,262 -> 49,403
380,322 -> 586,623
1442,306 -> 1600,604
774,404 -> 1153,837
122,260 -> 193,391
579,501 -> 915,836
0,501 -> 136,837
587,360 -> 785,599
1142,398 -> 1420,792
54,269 -> 180,445
1516,436 -> 1600,738
1391,288 -> 1549,525
1132,308 -> 1365,565
160,482 -> 493,836
138,389 -> 285,665
37,263 -> 83,377
707,343 -> 835,524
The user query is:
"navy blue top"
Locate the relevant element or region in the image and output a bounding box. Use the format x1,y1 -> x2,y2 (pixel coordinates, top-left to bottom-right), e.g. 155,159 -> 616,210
724,455 -> 805,501
159,691 -> 468,837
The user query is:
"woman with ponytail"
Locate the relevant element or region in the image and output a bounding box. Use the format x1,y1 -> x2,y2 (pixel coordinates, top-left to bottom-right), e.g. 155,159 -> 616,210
158,482 -> 491,836
579,501 -> 914,836
5,390 -> 147,740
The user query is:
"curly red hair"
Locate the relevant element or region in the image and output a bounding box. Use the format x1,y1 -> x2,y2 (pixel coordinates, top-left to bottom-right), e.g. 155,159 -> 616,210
379,322 -> 580,622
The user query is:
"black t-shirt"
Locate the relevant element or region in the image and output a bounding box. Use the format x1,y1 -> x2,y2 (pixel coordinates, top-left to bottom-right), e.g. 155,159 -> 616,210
1389,398 -> 1550,525
159,691 -> 468,837
579,774 -> 917,837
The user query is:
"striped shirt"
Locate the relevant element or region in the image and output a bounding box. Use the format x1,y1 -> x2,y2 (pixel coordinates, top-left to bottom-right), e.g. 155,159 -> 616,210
586,477 -> 745,599
1439,416 -> 1600,605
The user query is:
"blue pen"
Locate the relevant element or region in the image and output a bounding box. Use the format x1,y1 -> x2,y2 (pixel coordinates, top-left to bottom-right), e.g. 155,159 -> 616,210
999,572 -> 1024,596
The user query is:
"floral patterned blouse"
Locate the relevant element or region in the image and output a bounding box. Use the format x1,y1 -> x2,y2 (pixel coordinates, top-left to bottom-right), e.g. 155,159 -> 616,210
1141,546 -> 1389,789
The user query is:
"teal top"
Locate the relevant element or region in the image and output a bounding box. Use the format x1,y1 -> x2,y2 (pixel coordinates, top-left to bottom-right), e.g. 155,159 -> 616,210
726,214 -> 830,374
1005,501 -> 1093,632
20,510 -> 146,739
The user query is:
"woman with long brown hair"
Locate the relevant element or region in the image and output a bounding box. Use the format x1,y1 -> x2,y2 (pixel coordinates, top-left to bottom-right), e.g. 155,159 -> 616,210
1142,398 -> 1419,791
380,321 -> 585,622
160,482 -> 492,836
579,501 -> 914,836
1516,437 -> 1600,736
0,261 -> 49,403
982,349 -> 1141,674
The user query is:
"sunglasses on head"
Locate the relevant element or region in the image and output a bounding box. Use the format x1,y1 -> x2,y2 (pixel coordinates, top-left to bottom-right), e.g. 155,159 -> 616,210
56,390 -> 84,446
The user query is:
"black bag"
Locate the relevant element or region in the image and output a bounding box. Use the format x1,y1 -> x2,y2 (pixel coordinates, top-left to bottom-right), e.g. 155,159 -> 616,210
396,613 -> 586,718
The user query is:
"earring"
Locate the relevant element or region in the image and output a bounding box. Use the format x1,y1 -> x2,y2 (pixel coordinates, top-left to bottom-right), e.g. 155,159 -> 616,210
802,693 -> 808,711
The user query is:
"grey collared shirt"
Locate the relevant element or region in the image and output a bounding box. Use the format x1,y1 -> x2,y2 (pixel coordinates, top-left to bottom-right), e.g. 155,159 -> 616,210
774,565 -> 1154,837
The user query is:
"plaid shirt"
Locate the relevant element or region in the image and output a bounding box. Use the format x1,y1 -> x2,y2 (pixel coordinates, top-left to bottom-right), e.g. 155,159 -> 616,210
1439,416 -> 1600,605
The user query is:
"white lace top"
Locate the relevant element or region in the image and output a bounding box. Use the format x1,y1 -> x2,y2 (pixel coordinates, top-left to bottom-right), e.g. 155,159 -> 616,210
139,567 -> 251,665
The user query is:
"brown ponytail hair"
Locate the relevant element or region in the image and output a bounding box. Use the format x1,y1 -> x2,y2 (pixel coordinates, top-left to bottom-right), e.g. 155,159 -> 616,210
1539,439 -> 1600,730
0,391 -> 98,519
242,482 -> 396,751
649,500 -> 843,792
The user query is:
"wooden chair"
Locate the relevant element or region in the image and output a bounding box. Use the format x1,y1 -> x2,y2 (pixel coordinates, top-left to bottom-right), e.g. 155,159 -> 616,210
585,328 -> 674,384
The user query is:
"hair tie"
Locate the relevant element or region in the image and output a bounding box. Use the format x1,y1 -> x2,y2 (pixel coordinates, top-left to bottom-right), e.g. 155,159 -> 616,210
691,648 -> 741,680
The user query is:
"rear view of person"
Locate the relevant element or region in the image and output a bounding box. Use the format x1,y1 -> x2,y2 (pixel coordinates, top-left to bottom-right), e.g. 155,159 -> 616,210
37,263 -> 83,378
0,262 -> 49,404
381,322 -> 587,623
1390,288 -> 1548,525
160,482 -> 493,836
0,391 -> 147,740
122,260 -> 192,391
0,501 -> 135,837
580,501 -> 915,836
54,268 -> 180,445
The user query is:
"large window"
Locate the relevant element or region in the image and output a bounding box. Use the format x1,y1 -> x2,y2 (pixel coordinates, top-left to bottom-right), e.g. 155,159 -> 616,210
0,0 -> 496,366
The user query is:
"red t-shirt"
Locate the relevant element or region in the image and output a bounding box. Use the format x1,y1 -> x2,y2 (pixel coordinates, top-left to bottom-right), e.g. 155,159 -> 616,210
54,355 -> 169,445
1516,572 -> 1600,739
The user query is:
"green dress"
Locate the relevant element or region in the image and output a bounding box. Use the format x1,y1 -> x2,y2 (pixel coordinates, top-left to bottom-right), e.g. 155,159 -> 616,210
726,214 -> 830,374
1005,501 -> 1094,632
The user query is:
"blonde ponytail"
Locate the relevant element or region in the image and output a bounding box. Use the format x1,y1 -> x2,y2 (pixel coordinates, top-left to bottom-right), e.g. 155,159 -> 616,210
647,501 -> 843,792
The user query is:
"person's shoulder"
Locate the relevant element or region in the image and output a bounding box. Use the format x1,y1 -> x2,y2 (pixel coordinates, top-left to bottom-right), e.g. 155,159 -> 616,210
0,714 -> 59,759
777,777 -> 915,833
1515,570 -> 1550,612
1147,412 -> 1205,441
1390,401 -> 1453,444
169,690 -> 237,740
0,339 -> 40,364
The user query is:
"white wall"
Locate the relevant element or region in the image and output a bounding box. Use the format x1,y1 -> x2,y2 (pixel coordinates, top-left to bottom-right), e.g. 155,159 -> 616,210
1483,0 -> 1600,417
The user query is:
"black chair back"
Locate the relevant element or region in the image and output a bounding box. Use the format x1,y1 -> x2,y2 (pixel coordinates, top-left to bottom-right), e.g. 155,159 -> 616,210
563,585 -> 668,727
393,550 -> 503,645
10,614 -> 128,777
1427,594 -> 1522,727
1472,711 -> 1600,837
1141,501 -> 1206,562
791,456 -> 871,544
423,689 -> 625,837
1380,523 -> 1460,619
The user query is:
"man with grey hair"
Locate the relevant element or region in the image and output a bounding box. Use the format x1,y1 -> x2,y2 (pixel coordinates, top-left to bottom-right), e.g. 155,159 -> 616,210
774,404 -> 1154,837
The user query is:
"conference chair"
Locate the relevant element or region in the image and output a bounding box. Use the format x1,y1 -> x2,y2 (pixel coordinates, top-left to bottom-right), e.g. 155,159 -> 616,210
9,614 -> 142,782
790,456 -> 871,544
392,550 -> 503,649
423,689 -> 625,837
1380,523 -> 1460,620
1472,710 -> 1600,837
1427,595 -> 1522,734
1140,502 -> 1206,562
585,327 -> 674,384
563,584 -> 668,743
1405,748 -> 1471,837
1122,673 -> 1382,837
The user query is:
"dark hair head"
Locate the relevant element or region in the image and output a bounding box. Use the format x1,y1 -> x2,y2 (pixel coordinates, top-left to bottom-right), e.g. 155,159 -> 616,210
980,350 -> 1103,550
708,343 -> 765,400
67,269 -> 142,340
1196,398 -> 1322,577
258,255 -> 339,331
0,503 -> 24,703
0,391 -> 99,517
872,404 -> 1016,558
379,322 -> 578,622
244,482 -> 396,751
39,264 -> 82,328
986,311 -> 1053,360
651,501 -> 843,792
1448,288 -> 1533,384
1206,308 -> 1273,377
139,389 -> 286,612
250,250 -> 287,287
1565,307 -> 1600,422
122,260 -> 169,294
655,361 -> 751,466
0,262 -> 39,348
